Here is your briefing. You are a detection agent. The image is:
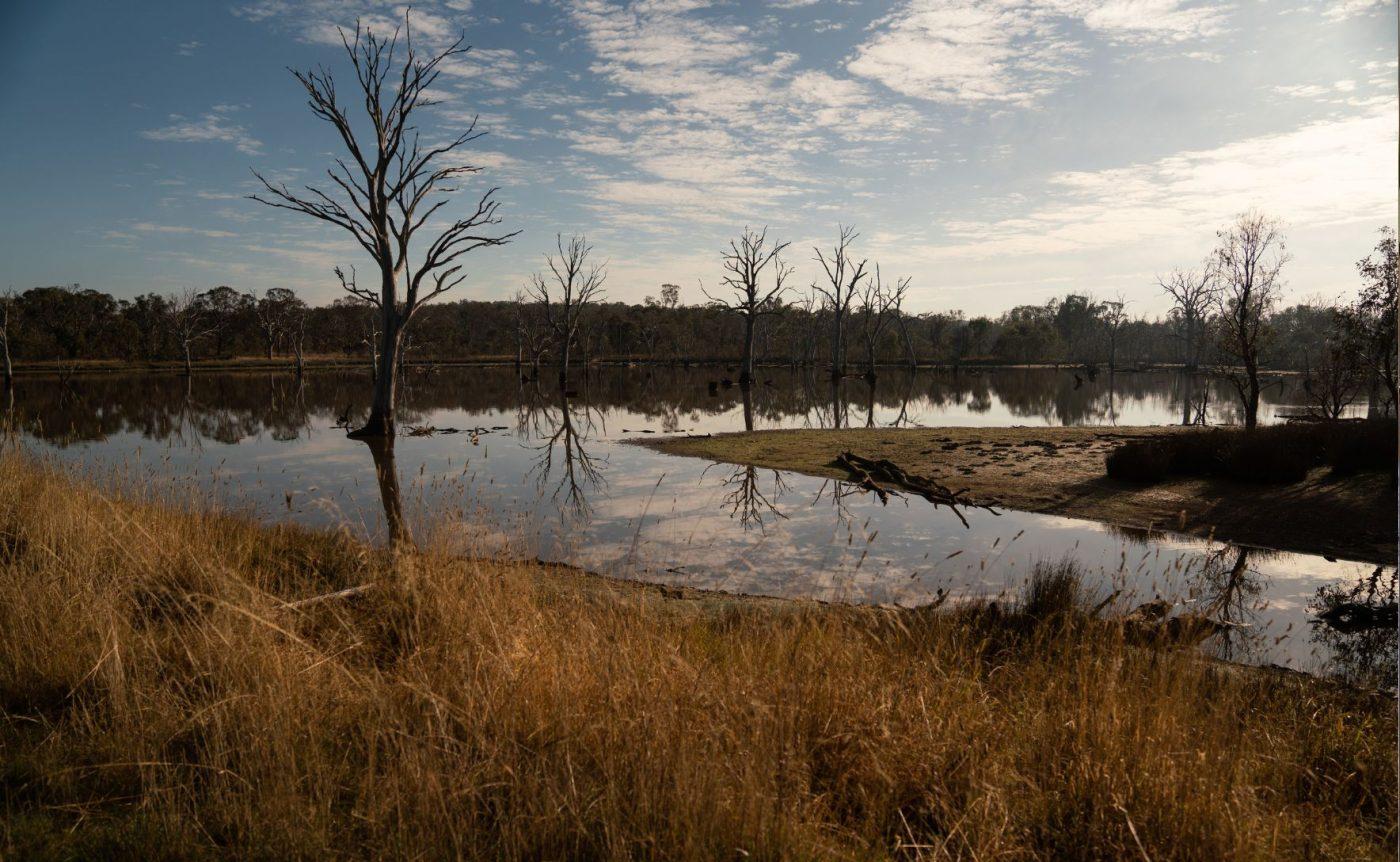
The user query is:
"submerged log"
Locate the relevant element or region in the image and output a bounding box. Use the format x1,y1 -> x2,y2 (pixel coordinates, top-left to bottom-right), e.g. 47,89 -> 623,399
832,451 -> 999,527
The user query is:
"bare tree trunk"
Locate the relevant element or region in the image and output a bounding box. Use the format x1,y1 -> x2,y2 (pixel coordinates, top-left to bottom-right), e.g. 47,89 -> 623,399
559,339 -> 571,389
898,315 -> 917,369
742,384 -> 754,432
740,314 -> 756,389
183,342 -> 193,377
1244,358 -> 1260,430
1,338 -> 11,390
831,310 -> 845,379
355,309 -> 401,438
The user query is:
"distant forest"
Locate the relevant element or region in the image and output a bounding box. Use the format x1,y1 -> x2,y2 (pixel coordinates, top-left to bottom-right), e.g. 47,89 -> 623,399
0,272 -> 1379,373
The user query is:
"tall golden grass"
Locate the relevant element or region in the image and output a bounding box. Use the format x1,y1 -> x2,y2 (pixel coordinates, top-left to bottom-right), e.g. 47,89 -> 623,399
0,452 -> 1392,859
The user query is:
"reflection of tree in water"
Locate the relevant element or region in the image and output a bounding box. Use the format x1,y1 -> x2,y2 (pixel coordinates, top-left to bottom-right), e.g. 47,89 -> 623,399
363,435 -> 412,548
719,464 -> 789,533
8,366 -> 1338,448
1311,566 -> 1397,688
1186,545 -> 1266,662
527,388 -> 606,522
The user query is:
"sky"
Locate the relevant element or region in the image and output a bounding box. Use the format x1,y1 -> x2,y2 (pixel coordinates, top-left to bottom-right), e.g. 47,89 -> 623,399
0,0 -> 1394,317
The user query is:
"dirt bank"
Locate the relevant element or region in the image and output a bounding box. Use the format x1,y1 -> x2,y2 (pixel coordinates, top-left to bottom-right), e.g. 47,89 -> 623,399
640,426 -> 1395,564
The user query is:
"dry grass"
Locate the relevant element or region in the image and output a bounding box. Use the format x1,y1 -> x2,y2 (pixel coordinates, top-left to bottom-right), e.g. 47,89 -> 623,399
0,452 -> 1393,860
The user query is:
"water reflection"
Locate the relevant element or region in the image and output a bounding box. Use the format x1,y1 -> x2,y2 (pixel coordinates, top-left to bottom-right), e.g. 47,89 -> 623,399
7,365 -> 1385,675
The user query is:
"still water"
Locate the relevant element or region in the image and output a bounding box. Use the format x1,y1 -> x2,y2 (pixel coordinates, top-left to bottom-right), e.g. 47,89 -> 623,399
6,366 -> 1387,676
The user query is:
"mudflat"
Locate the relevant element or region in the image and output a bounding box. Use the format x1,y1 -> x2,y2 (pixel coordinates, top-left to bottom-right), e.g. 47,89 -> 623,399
640,426 -> 1395,564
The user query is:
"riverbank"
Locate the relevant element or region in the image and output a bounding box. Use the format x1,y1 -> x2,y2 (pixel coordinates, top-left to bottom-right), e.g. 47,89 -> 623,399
0,453 -> 1392,859
640,426 -> 1396,564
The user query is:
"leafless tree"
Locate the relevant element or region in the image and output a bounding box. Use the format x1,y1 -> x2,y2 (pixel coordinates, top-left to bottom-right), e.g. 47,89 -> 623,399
1211,211 -> 1288,430
0,289 -> 15,389
1101,293 -> 1128,371
250,17 -> 518,436
287,303 -> 310,377
1303,329 -> 1364,420
167,290 -> 220,377
855,267 -> 908,381
1159,267 -> 1215,369
525,234 -> 606,388
812,225 -> 869,379
253,288 -> 298,360
704,227 -> 793,387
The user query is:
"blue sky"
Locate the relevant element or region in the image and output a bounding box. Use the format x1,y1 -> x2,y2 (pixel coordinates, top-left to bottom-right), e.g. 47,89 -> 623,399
0,0 -> 1394,315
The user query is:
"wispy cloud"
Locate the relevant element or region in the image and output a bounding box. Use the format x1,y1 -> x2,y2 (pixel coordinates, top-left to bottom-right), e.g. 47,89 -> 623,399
129,222 -> 240,239
848,0 -> 1228,105
141,105 -> 263,155
933,107 -> 1397,259
177,40 -> 202,56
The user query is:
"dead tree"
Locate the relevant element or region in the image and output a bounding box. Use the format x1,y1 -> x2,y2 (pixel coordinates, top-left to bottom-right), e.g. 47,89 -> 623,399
254,288 -> 298,360
0,289 -> 14,389
813,225 -> 869,379
1159,267 -> 1215,369
250,18 -> 517,437
1101,294 -> 1128,371
288,304 -> 309,377
1302,329 -> 1363,419
1211,211 -> 1287,430
168,290 -> 220,376
855,267 -> 908,381
525,234 -> 606,389
891,283 -> 917,370
704,227 -> 793,388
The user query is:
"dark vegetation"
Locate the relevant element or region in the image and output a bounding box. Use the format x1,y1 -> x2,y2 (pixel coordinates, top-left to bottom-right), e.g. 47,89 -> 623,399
1106,418 -> 1398,484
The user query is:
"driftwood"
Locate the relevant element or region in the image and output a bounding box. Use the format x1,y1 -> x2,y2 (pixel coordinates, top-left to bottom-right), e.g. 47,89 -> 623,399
279,583 -> 375,611
832,451 -> 998,527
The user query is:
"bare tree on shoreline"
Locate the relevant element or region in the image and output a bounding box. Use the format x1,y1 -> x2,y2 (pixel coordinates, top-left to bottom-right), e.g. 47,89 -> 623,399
813,225 -> 869,380
705,227 -> 793,388
168,290 -> 220,377
250,18 -> 518,437
526,235 -> 606,389
0,289 -> 14,389
855,267 -> 907,381
1212,211 -> 1288,430
1159,267 -> 1215,370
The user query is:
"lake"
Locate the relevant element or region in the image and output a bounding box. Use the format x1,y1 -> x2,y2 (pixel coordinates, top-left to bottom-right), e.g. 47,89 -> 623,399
5,365 -> 1385,675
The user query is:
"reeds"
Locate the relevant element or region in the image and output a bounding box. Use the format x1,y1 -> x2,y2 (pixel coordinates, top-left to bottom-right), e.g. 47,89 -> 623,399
0,453 -> 1393,859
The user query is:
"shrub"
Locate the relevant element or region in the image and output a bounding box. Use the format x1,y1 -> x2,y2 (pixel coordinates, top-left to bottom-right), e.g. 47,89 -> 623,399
1105,441 -> 1171,483
1105,419 -> 1397,486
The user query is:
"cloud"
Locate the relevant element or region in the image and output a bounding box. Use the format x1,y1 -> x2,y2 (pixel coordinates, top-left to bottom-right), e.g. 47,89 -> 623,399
1323,0 -> 1388,21
847,0 -> 1228,105
177,40 -> 202,56
141,106 -> 263,155
933,107 -> 1397,259
130,222 -> 239,239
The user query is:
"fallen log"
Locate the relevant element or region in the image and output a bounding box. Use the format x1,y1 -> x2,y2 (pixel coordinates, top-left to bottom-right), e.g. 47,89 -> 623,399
832,451 -> 999,527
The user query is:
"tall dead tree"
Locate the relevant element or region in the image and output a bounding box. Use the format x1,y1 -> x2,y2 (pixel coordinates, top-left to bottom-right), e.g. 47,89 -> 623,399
0,289 -> 14,389
1101,293 -> 1128,371
813,225 -> 869,379
1159,267 -> 1215,369
254,288 -> 298,360
526,234 -> 606,389
704,227 -> 792,388
168,290 -> 220,377
855,267 -> 908,381
250,18 -> 517,437
1212,211 -> 1287,430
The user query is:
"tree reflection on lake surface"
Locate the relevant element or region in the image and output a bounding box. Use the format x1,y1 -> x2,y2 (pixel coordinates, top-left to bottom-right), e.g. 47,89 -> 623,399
6,365 -> 1388,677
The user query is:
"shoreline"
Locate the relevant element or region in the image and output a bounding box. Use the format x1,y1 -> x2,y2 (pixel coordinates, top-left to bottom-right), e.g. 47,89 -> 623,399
637,426 -> 1396,564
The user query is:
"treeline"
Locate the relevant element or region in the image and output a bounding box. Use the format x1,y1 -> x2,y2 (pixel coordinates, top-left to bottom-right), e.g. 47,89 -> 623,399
0,226 -> 1392,389
0,277 -> 1370,371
